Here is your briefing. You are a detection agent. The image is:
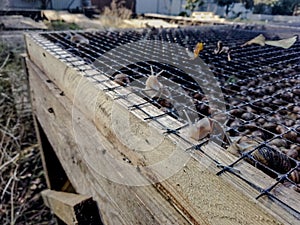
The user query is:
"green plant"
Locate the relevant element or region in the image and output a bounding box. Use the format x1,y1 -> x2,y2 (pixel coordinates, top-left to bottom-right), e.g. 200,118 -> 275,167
184,0 -> 204,13
272,0 -> 300,15
45,20 -> 81,31
215,0 -> 254,16
253,0 -> 300,15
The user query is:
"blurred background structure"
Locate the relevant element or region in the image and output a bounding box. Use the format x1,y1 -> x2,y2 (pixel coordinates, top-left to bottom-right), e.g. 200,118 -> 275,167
0,0 -> 299,19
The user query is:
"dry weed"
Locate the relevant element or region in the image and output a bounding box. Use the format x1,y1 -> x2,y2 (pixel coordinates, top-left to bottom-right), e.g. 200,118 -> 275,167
100,0 -> 133,28
0,41 -> 56,225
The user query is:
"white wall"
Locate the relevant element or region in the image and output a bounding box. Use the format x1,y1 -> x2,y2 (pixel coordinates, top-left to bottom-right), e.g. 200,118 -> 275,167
136,0 -> 159,14
8,0 -> 42,9
4,0 -> 83,10
248,14 -> 300,22
51,0 -> 82,10
136,0 -> 186,15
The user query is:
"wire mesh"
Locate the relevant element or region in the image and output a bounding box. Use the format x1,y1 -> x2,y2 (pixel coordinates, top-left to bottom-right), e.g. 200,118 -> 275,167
29,25 -> 300,218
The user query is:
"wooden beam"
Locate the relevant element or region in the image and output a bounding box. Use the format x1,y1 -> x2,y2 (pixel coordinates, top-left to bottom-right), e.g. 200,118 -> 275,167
27,58 -> 191,225
25,33 -> 299,225
41,189 -> 102,225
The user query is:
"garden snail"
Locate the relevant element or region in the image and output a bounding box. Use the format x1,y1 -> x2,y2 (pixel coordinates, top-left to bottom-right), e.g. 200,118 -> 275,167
68,34 -> 89,47
114,73 -> 130,86
144,66 -> 171,99
182,109 -> 213,141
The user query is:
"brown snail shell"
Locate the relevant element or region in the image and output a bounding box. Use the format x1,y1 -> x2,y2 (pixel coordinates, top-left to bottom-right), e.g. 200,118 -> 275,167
293,106 -> 300,113
230,119 -> 242,127
241,112 -> 255,121
276,125 -> 287,134
286,149 -> 298,159
246,106 -> 256,113
292,88 -> 300,96
114,73 -> 130,86
272,99 -> 285,105
251,130 -> 265,140
152,97 -> 173,109
283,131 -> 298,142
265,85 -> 275,94
230,108 -> 244,117
252,146 -> 292,174
290,144 -> 300,152
281,92 -> 294,101
262,122 -> 277,131
268,138 -> 287,148
257,118 -> 266,125
244,122 -> 257,130
284,119 -> 294,126
289,170 -> 300,183
192,92 -> 205,101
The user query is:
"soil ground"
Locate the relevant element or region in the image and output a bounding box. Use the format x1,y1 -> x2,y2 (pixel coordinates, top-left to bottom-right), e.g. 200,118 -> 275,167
0,30 -> 57,225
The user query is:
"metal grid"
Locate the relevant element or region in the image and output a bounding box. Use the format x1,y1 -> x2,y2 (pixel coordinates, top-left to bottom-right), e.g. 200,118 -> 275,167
31,25 -> 299,218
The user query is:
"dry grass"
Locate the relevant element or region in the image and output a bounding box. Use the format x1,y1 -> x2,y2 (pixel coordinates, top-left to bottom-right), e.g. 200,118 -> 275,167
0,41 -> 56,225
99,0 -> 134,28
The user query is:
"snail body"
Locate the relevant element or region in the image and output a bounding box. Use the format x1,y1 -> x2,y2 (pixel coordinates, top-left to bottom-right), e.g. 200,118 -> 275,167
144,66 -> 171,99
183,110 -> 213,141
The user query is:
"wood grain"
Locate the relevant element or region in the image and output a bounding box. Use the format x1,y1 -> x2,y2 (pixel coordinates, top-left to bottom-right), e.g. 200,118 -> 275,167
25,33 -> 298,225
27,58 -> 191,225
42,189 -> 102,225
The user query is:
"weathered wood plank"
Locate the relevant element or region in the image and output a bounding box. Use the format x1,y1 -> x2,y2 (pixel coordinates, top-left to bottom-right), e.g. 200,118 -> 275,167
27,58 -> 191,225
41,189 -> 102,225
200,143 -> 300,224
123,19 -> 178,28
0,15 -> 47,30
143,13 -> 225,24
25,33 -> 296,225
41,10 -> 105,29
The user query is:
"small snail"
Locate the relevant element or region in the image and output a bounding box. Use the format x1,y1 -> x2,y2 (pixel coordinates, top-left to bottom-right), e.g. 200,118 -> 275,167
114,73 -> 130,86
144,66 -> 171,99
182,110 -> 213,141
69,34 -> 89,47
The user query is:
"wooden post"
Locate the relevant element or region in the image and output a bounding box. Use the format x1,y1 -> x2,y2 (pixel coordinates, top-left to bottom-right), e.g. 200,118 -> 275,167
42,190 -> 103,225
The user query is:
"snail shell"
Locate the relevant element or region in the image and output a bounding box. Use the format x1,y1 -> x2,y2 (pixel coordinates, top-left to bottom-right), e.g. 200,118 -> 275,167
283,131 -> 298,142
290,144 -> 300,152
252,146 -> 292,174
276,125 -> 287,134
241,112 -> 255,121
257,118 -> 266,125
262,122 -> 277,131
268,138 -> 287,148
114,73 -> 130,86
289,170 -> 300,184
286,149 -> 298,159
251,130 -> 265,140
